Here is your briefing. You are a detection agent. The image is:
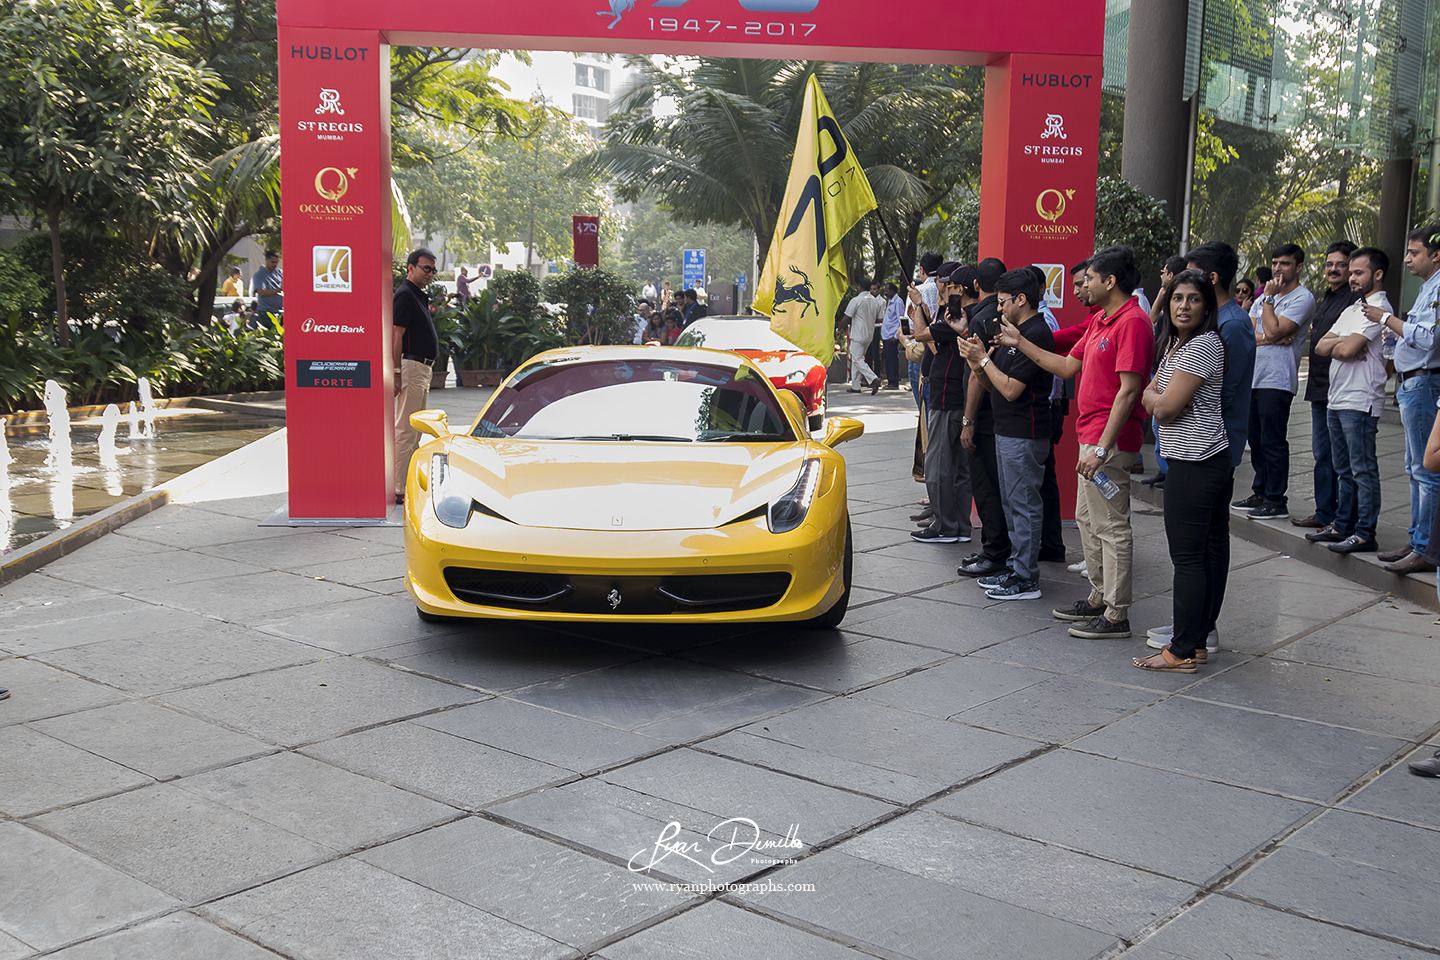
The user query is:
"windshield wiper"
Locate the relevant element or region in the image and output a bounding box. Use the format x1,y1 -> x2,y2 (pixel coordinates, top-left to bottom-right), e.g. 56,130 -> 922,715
698,432 -> 788,442
551,434 -> 693,442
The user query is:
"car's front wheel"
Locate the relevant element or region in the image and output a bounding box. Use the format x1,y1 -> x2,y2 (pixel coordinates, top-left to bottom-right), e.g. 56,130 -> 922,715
805,518 -> 851,629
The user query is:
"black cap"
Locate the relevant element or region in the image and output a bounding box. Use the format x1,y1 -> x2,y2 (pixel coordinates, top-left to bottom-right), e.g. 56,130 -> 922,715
935,261 -> 962,282
948,264 -> 978,290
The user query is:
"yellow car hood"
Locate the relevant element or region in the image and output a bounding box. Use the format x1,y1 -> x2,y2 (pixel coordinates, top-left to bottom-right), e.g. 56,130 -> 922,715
444,437 -> 812,531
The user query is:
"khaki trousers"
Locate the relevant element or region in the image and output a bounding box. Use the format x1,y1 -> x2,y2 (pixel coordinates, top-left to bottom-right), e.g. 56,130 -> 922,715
1074,443 -> 1138,621
394,358 -> 432,495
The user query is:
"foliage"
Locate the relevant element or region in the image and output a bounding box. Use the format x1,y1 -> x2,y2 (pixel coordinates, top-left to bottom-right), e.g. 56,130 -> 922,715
1094,177 -> 1178,281
0,0 -> 221,343
541,268 -> 637,345
614,195 -> 755,290
388,49 -> 538,169
488,269 -> 543,321
0,249 -> 45,315
446,291 -> 563,371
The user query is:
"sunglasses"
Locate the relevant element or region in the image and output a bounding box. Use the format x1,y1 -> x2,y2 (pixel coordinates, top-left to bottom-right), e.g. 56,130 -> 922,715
417,264 -> 436,274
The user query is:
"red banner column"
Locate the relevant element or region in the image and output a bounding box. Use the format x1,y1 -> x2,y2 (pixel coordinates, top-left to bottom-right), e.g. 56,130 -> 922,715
277,27 -> 394,520
978,52 -> 1102,521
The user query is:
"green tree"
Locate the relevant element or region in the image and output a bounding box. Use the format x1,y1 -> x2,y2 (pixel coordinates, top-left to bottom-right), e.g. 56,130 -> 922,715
0,0 -> 220,345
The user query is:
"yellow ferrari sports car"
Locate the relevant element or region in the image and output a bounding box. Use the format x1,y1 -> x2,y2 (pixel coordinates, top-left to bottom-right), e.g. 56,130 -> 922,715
404,345 -> 863,628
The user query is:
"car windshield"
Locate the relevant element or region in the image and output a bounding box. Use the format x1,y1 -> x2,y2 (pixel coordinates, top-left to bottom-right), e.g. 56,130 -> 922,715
473,358 -> 797,442
675,320 -> 802,354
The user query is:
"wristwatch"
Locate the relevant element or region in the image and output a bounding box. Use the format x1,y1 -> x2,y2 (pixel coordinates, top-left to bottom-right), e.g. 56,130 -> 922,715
962,416 -> 973,427
979,356 -> 992,370
1094,446 -> 1108,459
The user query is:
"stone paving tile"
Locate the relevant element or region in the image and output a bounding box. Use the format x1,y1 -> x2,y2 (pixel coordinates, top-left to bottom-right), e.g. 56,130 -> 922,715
0,659 -> 127,728
1322,598 -> 1440,636
600,748 -> 897,852
1185,658 -> 1440,740
696,729 -> 943,805
1340,741 -> 1440,831
1220,556 -> 1381,624
0,574 -> 112,615
378,627 -> 647,693
2,595 -> 188,656
115,503 -> 317,549
1070,697 -> 1405,803
717,696 -> 1039,801
176,751 -> 457,851
849,552 -> 965,595
359,817 -> 680,949
0,822 -> 176,953
510,657 -> 823,743
932,750 -> 1315,885
1125,894 -> 1435,960
1276,619 -> 1440,683
32,783 -> 331,902
39,912 -> 278,960
841,595 -> 1053,650
29,701 -> 273,780
950,674 -> 1161,744
34,620 -> 320,696
0,726 -> 150,817
301,720 -> 572,809
1227,808 -> 1440,950
835,811 -> 1197,940
597,901 -> 874,960
415,697 -> 666,773
53,530 -> 174,563
42,549 -> 271,594
853,657 -> 1051,718
193,530 -> 400,569
203,857 -> 573,960
743,851 -> 1117,960
687,631 -> 950,694
251,593 -> 471,654
0,930 -> 28,960
966,622 -> 1118,674
291,552 -> 411,589
121,569 -> 376,624
158,656 -> 480,747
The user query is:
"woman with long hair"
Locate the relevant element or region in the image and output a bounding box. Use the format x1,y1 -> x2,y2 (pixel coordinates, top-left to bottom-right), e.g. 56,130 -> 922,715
1134,270 -> 1229,673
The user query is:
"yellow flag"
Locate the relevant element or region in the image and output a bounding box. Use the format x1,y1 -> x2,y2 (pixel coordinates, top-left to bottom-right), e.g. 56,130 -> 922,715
753,75 -> 877,366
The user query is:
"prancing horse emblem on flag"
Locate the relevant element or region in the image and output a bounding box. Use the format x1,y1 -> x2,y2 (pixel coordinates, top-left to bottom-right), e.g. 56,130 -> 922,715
773,266 -> 818,318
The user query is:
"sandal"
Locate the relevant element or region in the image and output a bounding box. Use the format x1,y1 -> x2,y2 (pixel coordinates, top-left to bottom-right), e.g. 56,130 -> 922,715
1133,648 -> 1198,673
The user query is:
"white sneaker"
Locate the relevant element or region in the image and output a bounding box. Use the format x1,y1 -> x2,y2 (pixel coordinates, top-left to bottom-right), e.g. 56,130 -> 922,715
1146,628 -> 1218,651
1067,560 -> 1088,574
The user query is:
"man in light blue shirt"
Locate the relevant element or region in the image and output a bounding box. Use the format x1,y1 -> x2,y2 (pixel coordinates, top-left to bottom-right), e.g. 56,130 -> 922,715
1367,224 -> 1440,573
881,282 -> 904,389
251,249 -> 284,330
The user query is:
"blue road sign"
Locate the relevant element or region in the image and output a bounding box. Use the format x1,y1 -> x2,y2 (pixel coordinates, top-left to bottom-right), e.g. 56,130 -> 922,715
682,249 -> 706,289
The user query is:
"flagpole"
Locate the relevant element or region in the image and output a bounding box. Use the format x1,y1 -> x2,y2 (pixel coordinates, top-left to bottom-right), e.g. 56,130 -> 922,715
873,212 -> 910,281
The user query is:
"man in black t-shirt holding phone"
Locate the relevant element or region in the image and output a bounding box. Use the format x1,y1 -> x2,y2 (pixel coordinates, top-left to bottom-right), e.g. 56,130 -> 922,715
955,267 -> 1055,600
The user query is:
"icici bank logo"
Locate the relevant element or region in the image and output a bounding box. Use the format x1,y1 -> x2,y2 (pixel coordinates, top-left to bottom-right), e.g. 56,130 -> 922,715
315,167 -> 356,201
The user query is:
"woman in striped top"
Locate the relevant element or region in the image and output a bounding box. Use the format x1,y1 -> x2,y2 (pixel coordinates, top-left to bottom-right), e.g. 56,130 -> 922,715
1134,270 -> 1229,673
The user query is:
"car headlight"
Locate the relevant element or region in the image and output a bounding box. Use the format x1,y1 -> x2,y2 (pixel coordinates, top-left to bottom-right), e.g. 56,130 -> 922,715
768,458 -> 821,533
785,370 -> 807,383
429,453 -> 474,528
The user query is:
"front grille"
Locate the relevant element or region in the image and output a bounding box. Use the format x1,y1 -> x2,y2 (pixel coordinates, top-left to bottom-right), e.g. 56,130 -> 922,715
442,567 -> 791,615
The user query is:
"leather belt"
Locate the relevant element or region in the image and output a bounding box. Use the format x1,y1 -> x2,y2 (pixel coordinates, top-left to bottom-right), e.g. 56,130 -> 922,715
1398,367 -> 1440,383
401,353 -> 435,366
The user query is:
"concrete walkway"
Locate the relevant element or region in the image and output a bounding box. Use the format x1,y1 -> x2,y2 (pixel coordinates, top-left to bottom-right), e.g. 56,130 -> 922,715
2,386 -> 1438,960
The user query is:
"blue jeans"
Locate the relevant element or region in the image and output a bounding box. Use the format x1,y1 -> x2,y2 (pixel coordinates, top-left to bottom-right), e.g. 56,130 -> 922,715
908,359 -> 922,410
1327,408 -> 1380,540
1151,418 -> 1167,474
1311,401 -> 1338,526
1398,374 -> 1440,552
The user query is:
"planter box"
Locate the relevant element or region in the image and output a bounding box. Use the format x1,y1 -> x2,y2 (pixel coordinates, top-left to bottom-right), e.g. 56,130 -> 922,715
430,355 -> 450,389
456,368 -> 506,388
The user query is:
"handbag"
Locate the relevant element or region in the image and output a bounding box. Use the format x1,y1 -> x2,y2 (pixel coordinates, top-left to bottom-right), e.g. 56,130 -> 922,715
905,340 -> 925,362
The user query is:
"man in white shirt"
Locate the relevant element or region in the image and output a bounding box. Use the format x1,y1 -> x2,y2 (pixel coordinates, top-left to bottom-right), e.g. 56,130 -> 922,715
1234,243 -> 1316,520
1307,248 -> 1393,554
844,277 -> 884,394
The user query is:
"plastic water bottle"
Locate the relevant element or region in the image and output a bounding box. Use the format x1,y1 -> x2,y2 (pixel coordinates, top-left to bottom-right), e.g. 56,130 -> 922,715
1092,470 -> 1122,500
1383,328 -> 1398,360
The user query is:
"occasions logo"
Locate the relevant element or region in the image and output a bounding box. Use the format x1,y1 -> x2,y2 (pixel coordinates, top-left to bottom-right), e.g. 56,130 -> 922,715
1021,189 -> 1079,241
312,246 -> 352,292
298,167 -> 365,221
1023,112 -> 1084,164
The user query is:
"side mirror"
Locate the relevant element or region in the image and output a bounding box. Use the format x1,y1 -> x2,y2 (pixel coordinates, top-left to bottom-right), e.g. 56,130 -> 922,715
410,409 -> 450,439
823,416 -> 864,447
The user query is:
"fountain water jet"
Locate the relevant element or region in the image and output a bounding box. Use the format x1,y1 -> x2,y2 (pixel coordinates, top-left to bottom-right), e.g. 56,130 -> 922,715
127,402 -> 140,440
99,403 -> 124,495
43,379 -> 71,467
138,378 -> 157,438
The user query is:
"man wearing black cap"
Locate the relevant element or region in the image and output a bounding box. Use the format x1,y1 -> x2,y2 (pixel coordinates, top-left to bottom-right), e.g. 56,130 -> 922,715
909,262 -> 972,544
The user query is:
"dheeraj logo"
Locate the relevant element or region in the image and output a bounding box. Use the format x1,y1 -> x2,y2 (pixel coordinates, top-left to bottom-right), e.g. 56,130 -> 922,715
313,245 -> 352,293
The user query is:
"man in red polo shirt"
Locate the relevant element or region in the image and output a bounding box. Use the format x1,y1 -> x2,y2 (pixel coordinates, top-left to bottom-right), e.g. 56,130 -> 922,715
995,245 -> 1153,638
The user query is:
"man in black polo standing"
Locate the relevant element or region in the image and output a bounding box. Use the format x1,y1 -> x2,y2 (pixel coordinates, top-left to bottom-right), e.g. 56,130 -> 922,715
1292,241 -> 1358,529
393,247 -> 439,505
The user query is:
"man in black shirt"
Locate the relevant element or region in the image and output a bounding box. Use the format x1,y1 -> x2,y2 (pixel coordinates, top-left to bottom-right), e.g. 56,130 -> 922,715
910,262 -> 974,544
1294,240 -> 1359,528
957,268 -> 1054,600
393,247 -> 439,504
681,289 -> 707,326
955,258 -> 1012,577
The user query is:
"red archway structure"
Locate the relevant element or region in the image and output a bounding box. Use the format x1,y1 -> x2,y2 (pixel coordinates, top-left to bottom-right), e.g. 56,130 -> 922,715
277,0 -> 1103,521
